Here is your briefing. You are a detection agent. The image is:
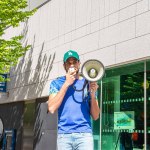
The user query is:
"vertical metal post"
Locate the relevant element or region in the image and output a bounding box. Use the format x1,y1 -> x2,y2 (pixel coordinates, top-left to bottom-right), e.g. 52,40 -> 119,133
99,80 -> 103,150
144,61 -> 147,150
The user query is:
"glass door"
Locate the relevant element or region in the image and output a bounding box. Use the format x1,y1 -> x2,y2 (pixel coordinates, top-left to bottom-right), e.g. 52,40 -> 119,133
146,60 -> 150,150
101,62 -> 146,150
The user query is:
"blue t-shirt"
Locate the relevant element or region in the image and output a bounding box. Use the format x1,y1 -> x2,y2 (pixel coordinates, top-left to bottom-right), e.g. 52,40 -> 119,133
49,76 -> 95,134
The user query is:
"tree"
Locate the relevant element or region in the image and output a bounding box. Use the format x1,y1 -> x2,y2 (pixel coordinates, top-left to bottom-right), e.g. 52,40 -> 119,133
0,0 -> 36,81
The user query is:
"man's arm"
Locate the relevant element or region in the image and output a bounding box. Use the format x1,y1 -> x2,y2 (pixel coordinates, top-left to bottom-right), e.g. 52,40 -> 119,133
48,81 -> 70,114
48,71 -> 76,114
89,82 -> 100,120
90,96 -> 100,120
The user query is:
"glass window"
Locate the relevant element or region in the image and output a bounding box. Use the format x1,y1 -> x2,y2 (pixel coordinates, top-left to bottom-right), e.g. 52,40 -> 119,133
101,62 -> 145,150
92,61 -> 150,150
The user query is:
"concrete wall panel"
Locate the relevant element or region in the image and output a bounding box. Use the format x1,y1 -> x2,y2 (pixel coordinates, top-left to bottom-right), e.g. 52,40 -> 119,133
136,11 -> 150,36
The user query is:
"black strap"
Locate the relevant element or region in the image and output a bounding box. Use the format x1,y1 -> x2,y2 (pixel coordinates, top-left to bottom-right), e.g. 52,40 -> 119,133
72,79 -> 88,92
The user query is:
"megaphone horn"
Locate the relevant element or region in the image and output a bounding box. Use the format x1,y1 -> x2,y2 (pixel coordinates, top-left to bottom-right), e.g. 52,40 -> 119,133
81,59 -> 105,82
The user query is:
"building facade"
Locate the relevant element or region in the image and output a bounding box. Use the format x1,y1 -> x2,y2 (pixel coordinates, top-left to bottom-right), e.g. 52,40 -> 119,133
0,0 -> 150,149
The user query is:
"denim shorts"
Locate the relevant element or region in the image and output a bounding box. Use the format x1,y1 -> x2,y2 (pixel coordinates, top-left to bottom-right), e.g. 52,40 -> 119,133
57,133 -> 93,150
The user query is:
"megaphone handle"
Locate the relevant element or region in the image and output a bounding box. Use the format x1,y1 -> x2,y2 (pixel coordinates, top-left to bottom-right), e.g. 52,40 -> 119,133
89,81 -> 98,94
90,89 -> 93,93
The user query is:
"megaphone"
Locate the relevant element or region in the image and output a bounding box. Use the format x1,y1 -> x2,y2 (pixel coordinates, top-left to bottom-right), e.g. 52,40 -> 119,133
81,59 -> 105,82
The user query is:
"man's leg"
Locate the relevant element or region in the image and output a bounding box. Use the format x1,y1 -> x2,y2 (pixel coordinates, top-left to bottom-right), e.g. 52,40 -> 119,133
57,134 -> 73,150
74,133 -> 94,150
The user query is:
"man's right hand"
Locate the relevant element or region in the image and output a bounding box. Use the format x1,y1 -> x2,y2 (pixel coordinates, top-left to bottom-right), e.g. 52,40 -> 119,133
65,68 -> 77,86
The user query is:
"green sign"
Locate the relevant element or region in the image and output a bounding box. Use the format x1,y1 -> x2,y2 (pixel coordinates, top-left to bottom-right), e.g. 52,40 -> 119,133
114,111 -> 135,130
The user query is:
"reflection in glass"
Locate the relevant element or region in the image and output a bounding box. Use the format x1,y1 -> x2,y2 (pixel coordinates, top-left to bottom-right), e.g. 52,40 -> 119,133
101,62 -> 146,150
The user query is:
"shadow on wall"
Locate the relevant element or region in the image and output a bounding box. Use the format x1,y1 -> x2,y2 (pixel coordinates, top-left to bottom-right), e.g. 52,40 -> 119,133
9,19 -> 56,101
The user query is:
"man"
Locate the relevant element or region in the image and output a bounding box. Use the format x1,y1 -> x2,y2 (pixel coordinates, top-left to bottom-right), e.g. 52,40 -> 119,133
48,50 -> 100,150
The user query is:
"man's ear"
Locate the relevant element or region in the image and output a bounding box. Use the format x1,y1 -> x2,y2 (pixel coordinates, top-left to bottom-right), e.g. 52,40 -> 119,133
63,63 -> 67,72
78,61 -> 81,68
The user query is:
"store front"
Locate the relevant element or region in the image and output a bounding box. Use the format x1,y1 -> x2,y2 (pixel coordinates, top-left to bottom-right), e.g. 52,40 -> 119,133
93,60 -> 150,150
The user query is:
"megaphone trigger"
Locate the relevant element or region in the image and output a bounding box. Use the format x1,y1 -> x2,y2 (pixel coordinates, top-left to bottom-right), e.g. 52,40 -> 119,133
81,59 -> 105,82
